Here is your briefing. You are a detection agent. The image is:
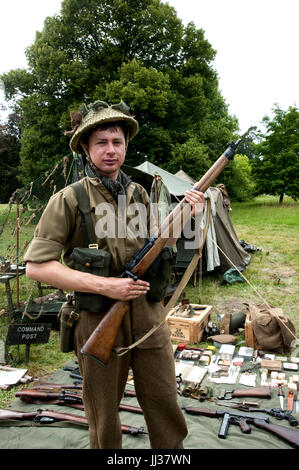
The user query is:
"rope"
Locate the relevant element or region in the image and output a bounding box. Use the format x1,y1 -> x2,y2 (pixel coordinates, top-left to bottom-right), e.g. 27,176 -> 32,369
172,192 -> 297,341
21,281 -> 45,321
206,231 -> 298,341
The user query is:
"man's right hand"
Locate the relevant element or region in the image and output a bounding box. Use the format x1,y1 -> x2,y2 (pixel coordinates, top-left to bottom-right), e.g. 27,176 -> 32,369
99,277 -> 150,301
26,260 -> 150,301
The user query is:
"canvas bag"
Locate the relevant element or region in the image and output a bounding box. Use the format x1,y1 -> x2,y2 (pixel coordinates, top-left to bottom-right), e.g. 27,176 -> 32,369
247,302 -> 296,354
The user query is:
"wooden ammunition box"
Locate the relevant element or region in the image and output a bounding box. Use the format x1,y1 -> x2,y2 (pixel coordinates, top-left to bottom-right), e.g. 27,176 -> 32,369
166,305 -> 212,344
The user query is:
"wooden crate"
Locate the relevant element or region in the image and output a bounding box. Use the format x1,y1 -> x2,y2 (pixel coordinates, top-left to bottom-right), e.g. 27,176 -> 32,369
166,304 -> 212,344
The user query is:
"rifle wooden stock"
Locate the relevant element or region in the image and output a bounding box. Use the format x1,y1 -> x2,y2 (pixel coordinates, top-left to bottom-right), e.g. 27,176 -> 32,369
15,389 -> 143,415
31,382 -> 83,391
252,419 -> 299,448
0,408 -> 88,425
81,140 -> 241,365
82,300 -> 131,366
16,390 -> 82,400
232,386 -> 271,399
119,403 -> 143,414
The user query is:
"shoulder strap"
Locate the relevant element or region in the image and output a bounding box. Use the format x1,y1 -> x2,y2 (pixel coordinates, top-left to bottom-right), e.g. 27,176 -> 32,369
132,184 -> 143,204
71,182 -> 97,247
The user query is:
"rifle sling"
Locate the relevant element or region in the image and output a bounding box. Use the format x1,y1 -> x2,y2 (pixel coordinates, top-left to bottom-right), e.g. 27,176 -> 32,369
114,198 -> 211,356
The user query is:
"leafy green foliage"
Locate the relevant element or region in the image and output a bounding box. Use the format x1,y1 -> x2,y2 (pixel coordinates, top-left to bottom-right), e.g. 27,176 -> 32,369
220,154 -> 256,201
0,114 -> 21,202
166,136 -> 212,178
252,105 -> 299,203
1,0 -> 237,185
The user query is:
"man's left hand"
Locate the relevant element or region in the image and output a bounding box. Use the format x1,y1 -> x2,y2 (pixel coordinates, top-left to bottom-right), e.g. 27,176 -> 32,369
184,189 -> 205,217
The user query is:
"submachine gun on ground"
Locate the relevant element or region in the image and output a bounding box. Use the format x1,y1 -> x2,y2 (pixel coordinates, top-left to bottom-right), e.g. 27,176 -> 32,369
81,140 -> 241,366
183,406 -> 299,448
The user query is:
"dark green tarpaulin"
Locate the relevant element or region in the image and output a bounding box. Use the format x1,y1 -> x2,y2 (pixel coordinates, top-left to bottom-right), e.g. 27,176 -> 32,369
0,359 -> 296,450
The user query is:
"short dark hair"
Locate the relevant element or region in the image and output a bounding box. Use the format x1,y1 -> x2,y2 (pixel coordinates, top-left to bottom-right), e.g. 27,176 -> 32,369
81,121 -> 130,147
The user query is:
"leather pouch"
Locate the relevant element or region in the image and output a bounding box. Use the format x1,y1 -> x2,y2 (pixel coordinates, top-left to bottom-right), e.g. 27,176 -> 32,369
58,301 -> 79,353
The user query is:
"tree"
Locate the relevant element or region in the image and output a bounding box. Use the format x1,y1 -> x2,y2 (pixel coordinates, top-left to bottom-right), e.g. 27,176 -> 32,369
1,0 -> 237,185
0,113 -> 21,202
236,126 -> 261,160
252,105 -> 299,203
166,137 -> 212,179
220,154 -> 256,201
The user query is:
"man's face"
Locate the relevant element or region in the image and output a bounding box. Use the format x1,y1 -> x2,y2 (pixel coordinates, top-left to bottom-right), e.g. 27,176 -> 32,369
84,126 -> 127,180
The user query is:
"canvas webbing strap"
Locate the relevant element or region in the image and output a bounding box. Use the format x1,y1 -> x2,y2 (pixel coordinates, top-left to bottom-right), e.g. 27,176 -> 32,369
114,198 -> 212,356
71,182 -> 97,247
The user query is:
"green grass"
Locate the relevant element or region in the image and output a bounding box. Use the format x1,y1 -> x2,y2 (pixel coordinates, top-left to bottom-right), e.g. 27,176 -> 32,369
185,195 -> 299,332
0,194 -> 298,409
230,195 -> 299,226
0,203 -> 74,409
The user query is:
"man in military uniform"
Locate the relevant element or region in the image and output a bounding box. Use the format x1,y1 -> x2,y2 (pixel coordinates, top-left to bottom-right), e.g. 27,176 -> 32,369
24,100 -> 204,449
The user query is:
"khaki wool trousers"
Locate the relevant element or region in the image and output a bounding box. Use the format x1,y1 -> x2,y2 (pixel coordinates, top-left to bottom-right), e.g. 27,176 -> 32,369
74,307 -> 188,449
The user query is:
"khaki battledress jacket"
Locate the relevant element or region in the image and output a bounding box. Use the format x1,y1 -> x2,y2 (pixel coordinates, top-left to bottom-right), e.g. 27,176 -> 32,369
24,176 -> 171,349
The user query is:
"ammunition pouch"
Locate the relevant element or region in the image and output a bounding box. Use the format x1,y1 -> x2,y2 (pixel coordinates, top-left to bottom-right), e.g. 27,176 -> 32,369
70,247 -> 112,313
144,246 -> 175,302
58,301 -> 80,353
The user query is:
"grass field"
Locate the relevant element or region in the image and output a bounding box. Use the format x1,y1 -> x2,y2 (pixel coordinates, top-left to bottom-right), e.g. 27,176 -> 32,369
0,194 -> 298,407
185,195 -> 299,330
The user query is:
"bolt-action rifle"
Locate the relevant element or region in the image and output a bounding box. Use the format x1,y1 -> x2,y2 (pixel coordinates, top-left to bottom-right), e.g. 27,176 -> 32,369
0,408 -> 147,435
15,388 -> 143,414
183,405 -> 299,448
81,140 -> 241,366
31,382 -> 83,391
22,383 -> 136,396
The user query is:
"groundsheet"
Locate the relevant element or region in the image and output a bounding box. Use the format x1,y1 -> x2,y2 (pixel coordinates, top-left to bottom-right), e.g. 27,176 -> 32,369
0,358 -> 297,450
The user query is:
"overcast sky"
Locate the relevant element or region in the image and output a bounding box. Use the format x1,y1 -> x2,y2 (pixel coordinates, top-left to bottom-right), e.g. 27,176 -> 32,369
0,0 -> 298,133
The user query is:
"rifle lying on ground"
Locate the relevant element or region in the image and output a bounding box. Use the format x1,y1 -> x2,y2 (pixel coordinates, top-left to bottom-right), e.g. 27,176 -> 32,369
31,382 -> 83,391
183,405 -> 299,448
15,389 -> 143,414
81,139 -> 241,366
30,382 -> 137,398
0,408 -> 147,435
16,389 -> 84,409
